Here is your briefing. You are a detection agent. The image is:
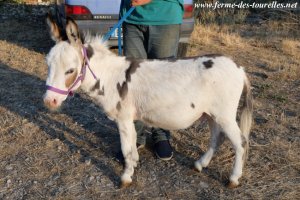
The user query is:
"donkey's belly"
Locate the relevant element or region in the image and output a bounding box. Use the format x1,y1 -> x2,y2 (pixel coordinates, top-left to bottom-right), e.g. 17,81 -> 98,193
141,105 -> 204,130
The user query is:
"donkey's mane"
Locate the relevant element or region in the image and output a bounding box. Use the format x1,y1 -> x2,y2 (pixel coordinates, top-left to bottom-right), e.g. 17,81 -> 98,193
82,32 -> 107,48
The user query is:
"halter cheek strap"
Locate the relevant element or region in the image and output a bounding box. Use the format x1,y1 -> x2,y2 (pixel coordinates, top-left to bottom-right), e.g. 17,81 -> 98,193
46,47 -> 97,96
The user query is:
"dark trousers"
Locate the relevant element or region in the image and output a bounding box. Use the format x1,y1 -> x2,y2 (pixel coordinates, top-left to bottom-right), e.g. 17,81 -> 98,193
123,22 -> 180,59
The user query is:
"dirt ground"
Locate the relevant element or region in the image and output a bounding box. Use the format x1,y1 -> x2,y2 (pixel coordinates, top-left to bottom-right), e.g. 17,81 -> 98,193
0,3 -> 299,200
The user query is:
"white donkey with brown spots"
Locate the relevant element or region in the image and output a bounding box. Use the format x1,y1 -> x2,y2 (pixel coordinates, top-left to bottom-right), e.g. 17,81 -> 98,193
43,16 -> 253,188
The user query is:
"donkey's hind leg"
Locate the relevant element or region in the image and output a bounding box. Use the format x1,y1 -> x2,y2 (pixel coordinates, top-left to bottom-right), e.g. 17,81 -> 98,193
117,119 -> 138,187
218,118 -> 245,188
195,118 -> 224,172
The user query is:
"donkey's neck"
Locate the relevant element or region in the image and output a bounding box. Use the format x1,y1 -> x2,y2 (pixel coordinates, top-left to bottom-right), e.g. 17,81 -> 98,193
80,46 -> 129,94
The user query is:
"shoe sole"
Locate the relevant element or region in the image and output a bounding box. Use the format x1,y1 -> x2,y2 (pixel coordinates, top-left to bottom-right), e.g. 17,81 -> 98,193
155,151 -> 173,161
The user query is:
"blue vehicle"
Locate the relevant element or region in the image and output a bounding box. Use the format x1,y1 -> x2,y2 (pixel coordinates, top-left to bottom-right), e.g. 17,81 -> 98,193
55,0 -> 194,50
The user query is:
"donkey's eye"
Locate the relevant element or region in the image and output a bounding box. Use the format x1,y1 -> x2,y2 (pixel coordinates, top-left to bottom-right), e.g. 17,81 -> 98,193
65,68 -> 75,75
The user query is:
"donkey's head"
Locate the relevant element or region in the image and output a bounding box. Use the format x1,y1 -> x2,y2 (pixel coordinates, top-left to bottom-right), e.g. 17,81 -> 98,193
43,15 -> 84,111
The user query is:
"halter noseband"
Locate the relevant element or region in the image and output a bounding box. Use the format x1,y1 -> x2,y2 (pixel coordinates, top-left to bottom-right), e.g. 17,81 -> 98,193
46,47 -> 97,96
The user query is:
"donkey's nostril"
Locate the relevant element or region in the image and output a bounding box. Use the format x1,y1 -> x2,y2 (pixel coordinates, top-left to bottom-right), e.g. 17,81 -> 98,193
53,99 -> 57,105
43,97 -> 59,110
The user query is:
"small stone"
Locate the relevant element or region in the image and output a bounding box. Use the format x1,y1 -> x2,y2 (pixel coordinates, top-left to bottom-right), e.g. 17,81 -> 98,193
5,165 -> 13,171
199,181 -> 209,188
89,176 -> 95,181
33,181 -> 38,184
106,183 -> 113,187
96,176 -> 101,182
6,179 -> 11,187
85,158 -> 91,166
52,173 -> 60,180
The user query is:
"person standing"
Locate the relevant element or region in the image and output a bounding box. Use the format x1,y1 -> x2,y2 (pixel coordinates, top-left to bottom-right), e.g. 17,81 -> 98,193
120,0 -> 184,160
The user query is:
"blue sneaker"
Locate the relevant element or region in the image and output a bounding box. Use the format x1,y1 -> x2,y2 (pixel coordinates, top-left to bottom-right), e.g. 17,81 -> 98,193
154,140 -> 173,161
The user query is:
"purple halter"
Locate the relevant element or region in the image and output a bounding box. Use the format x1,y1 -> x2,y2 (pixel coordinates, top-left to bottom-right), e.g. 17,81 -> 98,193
46,47 -> 97,96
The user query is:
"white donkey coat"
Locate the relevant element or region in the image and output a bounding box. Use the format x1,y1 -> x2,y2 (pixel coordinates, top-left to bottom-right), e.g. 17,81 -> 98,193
44,17 -> 253,188
83,52 -> 245,131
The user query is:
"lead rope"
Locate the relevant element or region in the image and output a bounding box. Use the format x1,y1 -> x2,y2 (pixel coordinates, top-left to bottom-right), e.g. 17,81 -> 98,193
101,7 -> 135,55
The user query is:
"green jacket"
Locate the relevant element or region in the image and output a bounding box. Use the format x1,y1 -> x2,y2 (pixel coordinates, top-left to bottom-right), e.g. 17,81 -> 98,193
120,0 -> 184,25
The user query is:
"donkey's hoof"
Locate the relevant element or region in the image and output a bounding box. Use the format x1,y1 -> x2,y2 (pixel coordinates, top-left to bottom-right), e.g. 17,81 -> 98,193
120,181 -> 132,188
194,161 -> 203,172
193,167 -> 201,172
226,181 -> 239,189
120,174 -> 132,188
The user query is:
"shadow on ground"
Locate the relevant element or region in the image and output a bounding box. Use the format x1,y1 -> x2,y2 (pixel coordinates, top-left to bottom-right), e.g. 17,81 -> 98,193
0,62 -> 123,185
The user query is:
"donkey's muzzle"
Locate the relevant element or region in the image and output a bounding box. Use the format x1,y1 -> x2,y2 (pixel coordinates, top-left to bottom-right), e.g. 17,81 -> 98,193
43,96 -> 60,111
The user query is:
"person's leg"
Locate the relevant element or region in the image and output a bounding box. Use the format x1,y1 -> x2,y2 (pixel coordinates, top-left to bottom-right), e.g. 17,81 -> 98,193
123,22 -> 148,59
135,121 -> 146,147
147,24 -> 181,160
147,24 -> 180,59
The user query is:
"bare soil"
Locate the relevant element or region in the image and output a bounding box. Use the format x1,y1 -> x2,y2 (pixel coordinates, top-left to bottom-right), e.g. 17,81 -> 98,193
0,3 -> 299,200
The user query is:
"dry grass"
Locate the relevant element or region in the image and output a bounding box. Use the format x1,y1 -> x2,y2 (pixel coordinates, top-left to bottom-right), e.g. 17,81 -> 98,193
190,24 -> 247,48
281,38 -> 300,58
188,21 -> 300,80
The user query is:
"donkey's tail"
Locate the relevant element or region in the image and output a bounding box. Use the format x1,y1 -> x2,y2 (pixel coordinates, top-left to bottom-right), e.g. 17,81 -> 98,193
240,74 -> 253,162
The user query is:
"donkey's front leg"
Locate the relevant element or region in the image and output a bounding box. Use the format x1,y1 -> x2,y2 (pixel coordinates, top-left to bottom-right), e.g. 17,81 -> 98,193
117,119 -> 139,187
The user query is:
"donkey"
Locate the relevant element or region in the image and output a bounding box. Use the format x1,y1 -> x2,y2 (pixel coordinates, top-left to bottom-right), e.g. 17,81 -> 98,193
43,16 -> 253,188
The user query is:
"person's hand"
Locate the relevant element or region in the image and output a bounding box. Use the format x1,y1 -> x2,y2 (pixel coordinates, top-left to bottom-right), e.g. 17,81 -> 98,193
131,0 -> 152,6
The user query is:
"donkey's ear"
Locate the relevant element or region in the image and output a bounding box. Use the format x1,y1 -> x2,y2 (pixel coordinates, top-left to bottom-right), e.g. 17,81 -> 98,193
46,13 -> 63,43
66,17 -> 82,46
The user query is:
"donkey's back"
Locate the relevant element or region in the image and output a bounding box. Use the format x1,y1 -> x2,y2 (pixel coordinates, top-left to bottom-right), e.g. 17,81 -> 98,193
130,55 -> 247,131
